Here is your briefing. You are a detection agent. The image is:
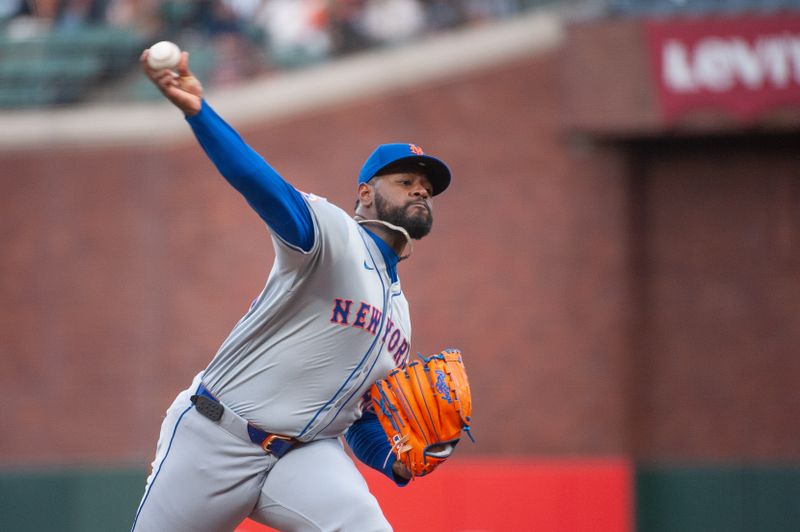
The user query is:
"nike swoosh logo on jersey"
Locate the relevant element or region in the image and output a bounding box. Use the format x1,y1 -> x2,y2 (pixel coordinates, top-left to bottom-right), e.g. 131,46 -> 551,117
363,260 -> 375,270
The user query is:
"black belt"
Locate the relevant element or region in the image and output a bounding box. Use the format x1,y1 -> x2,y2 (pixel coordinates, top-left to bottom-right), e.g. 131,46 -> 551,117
190,384 -> 297,458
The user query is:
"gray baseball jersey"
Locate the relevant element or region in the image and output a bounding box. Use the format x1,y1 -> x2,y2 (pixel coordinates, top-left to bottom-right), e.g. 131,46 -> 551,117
132,193 -> 410,531
201,192 -> 411,442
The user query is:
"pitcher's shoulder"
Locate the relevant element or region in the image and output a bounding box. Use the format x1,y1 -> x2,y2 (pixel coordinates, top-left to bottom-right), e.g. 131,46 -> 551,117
299,190 -> 325,203
300,191 -> 356,221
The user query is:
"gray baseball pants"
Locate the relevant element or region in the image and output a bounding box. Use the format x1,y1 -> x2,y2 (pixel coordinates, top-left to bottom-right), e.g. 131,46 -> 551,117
131,373 -> 392,531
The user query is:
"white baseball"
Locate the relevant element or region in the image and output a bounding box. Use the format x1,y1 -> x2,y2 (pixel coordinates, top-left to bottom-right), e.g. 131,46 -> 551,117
147,41 -> 181,70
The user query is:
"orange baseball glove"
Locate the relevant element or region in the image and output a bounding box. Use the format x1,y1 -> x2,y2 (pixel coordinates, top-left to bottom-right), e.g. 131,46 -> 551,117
370,348 -> 473,479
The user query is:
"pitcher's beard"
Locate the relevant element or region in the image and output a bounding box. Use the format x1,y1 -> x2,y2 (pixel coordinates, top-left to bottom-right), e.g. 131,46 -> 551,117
374,194 -> 432,240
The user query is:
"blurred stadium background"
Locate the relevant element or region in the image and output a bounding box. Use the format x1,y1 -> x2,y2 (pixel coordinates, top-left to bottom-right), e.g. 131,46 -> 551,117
2,0 -> 800,530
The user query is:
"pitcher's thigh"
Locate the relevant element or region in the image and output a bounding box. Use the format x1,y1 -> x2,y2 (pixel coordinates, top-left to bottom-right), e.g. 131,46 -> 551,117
251,438 -> 392,532
132,407 -> 271,532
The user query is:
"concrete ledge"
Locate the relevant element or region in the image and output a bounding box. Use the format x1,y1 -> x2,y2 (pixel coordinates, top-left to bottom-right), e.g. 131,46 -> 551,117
0,10 -> 563,151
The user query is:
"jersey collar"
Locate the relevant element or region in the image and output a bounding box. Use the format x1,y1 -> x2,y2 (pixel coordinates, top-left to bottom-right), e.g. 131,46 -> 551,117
361,227 -> 399,283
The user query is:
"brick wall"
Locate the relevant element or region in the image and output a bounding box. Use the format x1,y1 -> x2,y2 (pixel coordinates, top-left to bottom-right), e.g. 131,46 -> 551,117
627,134 -> 800,459
0,51 -> 633,463
2,40 -> 798,467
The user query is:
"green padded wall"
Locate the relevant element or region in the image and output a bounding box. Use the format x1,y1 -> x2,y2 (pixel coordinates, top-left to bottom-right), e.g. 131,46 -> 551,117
0,466 -> 146,532
637,465 -> 800,532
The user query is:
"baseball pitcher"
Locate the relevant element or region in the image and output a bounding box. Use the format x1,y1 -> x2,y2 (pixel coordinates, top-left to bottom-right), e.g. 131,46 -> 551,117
131,47 -> 472,531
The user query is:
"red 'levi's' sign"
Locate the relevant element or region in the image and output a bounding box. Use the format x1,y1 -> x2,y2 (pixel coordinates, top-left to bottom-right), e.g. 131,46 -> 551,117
645,14 -> 800,123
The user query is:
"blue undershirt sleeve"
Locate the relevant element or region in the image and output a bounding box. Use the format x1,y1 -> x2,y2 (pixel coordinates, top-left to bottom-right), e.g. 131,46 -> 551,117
185,100 -> 314,252
345,411 -> 410,487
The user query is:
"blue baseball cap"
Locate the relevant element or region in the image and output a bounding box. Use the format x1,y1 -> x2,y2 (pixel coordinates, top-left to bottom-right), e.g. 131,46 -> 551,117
358,143 -> 451,196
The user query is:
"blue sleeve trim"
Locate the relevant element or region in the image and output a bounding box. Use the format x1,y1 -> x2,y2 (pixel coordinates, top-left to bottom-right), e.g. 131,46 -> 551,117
186,100 -> 314,252
345,411 -> 410,487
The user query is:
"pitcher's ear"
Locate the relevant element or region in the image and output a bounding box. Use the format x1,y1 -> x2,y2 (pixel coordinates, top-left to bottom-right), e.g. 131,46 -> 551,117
357,182 -> 374,207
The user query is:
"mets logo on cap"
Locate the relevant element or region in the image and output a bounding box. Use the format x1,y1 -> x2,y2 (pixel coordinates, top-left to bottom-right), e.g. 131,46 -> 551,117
409,144 -> 424,155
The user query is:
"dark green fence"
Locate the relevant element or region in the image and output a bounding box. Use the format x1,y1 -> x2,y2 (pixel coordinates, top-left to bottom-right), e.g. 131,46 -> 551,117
637,464 -> 800,532
0,466 -> 146,532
